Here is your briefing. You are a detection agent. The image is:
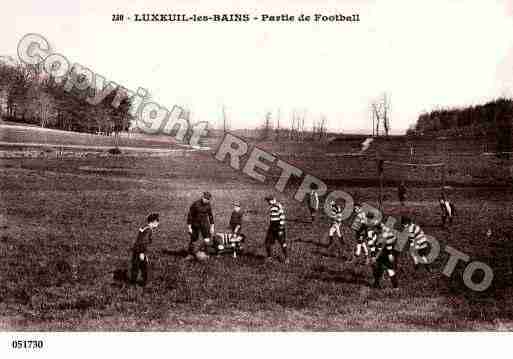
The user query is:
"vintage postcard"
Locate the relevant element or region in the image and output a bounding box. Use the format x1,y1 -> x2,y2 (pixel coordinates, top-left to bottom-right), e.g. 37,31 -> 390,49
1,0 -> 513,356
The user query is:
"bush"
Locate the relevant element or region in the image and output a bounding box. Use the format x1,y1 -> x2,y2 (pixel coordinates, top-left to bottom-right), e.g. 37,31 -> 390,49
107,147 -> 122,155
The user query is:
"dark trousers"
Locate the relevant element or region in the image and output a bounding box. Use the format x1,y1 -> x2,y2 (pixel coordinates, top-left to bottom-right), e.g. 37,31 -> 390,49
442,214 -> 453,226
308,207 -> 318,221
372,252 -> 398,288
189,224 -> 210,254
265,224 -> 287,258
130,251 -> 148,286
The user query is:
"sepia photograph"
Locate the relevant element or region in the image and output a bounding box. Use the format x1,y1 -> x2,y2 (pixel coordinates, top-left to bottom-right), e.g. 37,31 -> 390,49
1,0 -> 513,354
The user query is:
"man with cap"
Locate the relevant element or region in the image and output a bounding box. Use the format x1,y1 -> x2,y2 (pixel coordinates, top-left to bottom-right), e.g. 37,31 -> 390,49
264,195 -> 289,264
186,191 -> 215,259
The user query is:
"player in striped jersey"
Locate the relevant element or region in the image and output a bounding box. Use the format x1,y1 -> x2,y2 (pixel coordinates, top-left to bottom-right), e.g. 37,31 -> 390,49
367,222 -> 399,289
306,184 -> 320,223
351,205 -> 369,262
264,196 -> 289,264
439,193 -> 455,227
326,200 -> 344,248
401,216 -> 430,271
209,232 -> 246,257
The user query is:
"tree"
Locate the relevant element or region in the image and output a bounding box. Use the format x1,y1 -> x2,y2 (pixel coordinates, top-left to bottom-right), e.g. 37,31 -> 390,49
261,111 -> 273,140
221,104 -> 229,133
275,108 -> 281,139
371,92 -> 392,136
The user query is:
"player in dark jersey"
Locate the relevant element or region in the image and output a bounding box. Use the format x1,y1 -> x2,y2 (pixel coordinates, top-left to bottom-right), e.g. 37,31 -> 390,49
229,201 -> 243,234
130,213 -> 159,286
186,192 -> 215,260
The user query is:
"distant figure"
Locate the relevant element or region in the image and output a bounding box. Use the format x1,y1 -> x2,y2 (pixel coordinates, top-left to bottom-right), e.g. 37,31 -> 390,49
439,193 -> 455,227
398,181 -> 407,206
306,183 -> 320,223
130,213 -> 160,286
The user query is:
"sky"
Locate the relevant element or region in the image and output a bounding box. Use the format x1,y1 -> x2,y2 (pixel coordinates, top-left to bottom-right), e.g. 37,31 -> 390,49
1,0 -> 512,134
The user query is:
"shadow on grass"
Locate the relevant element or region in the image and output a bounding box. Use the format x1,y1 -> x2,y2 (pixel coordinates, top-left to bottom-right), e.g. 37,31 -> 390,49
293,238 -> 327,248
308,265 -> 370,286
161,248 -> 189,257
288,218 -> 314,224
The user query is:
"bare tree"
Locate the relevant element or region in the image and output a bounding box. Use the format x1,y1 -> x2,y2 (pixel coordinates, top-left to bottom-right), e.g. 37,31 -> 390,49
317,114 -> 328,140
275,108 -> 281,139
221,104 -> 229,133
371,92 -> 392,136
262,111 -> 273,140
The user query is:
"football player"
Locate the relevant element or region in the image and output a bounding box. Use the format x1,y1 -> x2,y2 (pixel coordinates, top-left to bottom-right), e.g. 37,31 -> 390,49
368,222 -> 399,289
264,195 -> 289,263
401,216 -> 431,271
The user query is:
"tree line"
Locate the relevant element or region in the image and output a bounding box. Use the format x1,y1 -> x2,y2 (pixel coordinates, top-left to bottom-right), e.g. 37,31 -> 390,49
409,98 -> 513,152
0,59 -> 132,136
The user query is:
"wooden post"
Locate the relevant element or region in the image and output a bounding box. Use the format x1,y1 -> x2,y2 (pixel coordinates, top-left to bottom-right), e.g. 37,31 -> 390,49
377,158 -> 384,211
442,163 -> 446,189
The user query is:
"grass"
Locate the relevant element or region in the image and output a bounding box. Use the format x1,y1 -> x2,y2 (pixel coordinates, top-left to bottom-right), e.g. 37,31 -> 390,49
0,121 -> 182,149
1,146 -> 513,331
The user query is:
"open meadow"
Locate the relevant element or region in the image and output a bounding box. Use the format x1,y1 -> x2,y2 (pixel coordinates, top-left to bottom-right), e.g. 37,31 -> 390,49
1,127 -> 513,330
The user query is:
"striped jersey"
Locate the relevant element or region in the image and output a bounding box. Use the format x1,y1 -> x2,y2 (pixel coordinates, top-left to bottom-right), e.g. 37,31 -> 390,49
406,223 -> 428,250
330,202 -> 343,223
366,229 -> 380,256
269,201 -> 286,229
214,232 -> 244,246
351,211 -> 367,232
440,199 -> 454,217
368,225 -> 397,256
307,191 -> 319,210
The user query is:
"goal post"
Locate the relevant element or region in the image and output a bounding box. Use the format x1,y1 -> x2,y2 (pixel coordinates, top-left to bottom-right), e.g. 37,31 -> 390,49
376,159 -> 446,209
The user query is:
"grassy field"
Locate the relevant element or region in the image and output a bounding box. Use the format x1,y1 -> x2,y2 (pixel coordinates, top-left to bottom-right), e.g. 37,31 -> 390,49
1,143 -> 513,330
0,121 -> 184,149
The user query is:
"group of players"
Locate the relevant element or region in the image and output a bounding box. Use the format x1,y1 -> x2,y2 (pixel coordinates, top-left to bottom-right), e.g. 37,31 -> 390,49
128,186 -> 455,290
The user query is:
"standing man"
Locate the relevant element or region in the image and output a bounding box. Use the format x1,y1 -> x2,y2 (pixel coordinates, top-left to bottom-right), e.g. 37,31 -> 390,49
130,213 -> 160,287
368,222 -> 399,289
229,201 -> 244,234
401,216 -> 431,271
264,195 -> 289,264
306,183 -> 320,223
326,199 -> 344,248
186,192 -> 215,260
439,192 -> 455,227
351,204 -> 370,263
398,181 -> 407,207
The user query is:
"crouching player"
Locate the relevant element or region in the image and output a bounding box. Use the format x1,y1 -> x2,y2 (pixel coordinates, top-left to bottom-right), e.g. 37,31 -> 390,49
326,200 -> 344,248
368,222 -> 399,289
130,213 -> 160,286
264,196 -> 289,264
401,216 -> 431,271
209,232 -> 246,257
